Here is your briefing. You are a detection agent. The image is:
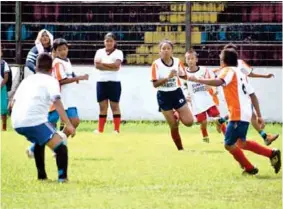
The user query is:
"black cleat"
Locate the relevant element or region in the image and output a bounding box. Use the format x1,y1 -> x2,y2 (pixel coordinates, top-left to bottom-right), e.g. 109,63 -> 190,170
242,167 -> 259,175
270,149 -> 281,174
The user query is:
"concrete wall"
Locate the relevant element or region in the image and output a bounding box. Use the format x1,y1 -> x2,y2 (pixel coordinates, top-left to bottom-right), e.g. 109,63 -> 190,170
69,65 -> 282,122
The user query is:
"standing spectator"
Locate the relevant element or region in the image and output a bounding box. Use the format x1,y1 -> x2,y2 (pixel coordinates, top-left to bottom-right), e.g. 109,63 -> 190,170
24,29 -> 53,78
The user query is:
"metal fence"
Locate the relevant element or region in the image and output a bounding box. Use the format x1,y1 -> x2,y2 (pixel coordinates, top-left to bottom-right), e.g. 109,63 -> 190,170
1,1 -> 282,66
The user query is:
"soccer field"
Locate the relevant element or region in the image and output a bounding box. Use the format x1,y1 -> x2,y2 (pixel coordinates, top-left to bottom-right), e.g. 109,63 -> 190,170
1,122 -> 282,209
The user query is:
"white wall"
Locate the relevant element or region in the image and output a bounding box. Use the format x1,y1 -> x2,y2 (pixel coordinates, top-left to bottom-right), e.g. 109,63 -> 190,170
71,65 -> 282,122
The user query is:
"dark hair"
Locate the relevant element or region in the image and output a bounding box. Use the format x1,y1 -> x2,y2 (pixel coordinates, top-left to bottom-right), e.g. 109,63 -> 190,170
221,48 -> 238,67
104,32 -> 116,41
223,43 -> 237,51
53,38 -> 69,51
185,48 -> 198,57
159,39 -> 173,49
36,53 -> 53,72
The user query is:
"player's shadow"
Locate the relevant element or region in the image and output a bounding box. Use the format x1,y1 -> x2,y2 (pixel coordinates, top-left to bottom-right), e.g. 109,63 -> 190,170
73,157 -> 114,161
255,175 -> 282,180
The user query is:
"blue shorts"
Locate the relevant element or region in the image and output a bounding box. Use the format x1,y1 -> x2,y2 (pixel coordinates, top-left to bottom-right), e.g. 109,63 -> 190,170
48,107 -> 79,124
157,88 -> 186,111
97,81 -> 121,103
15,122 -> 56,146
224,121 -> 250,146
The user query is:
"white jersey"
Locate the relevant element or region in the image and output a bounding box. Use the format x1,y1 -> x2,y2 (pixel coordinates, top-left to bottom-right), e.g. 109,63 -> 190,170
11,73 -> 60,128
53,57 -> 77,109
238,59 -> 252,76
94,48 -> 123,82
151,57 -> 186,92
186,66 -> 215,115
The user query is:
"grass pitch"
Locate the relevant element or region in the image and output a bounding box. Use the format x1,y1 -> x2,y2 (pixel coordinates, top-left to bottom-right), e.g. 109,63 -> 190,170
1,122 -> 282,209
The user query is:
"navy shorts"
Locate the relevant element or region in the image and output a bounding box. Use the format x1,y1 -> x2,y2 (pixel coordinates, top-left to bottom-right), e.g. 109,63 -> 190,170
157,88 -> 186,111
97,81 -> 121,103
15,122 -> 56,146
224,121 -> 250,146
48,107 -> 79,124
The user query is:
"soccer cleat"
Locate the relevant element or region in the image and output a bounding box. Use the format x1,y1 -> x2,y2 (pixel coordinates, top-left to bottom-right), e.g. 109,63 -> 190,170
203,137 -> 209,143
93,129 -> 102,134
270,149 -> 281,174
26,148 -> 34,159
264,134 -> 279,146
215,121 -> 221,133
58,178 -> 69,183
113,130 -> 120,134
242,167 -> 259,175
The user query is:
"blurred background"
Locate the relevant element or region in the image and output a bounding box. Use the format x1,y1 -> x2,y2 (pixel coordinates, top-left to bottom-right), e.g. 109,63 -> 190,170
1,1 -> 282,66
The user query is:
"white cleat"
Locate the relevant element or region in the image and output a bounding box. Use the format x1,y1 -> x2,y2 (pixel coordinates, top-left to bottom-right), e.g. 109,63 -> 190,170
26,148 -> 34,159
113,130 -> 120,134
93,129 -> 102,134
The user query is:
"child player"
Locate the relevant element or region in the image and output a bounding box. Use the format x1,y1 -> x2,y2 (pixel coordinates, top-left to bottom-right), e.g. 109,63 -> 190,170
185,49 -> 226,143
188,48 -> 281,175
11,53 -> 76,182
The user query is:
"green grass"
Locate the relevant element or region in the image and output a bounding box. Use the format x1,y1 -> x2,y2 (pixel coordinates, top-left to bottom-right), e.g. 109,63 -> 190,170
1,122 -> 282,209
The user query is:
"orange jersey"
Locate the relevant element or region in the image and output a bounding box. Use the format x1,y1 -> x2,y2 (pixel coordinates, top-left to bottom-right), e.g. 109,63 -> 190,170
218,67 -> 255,122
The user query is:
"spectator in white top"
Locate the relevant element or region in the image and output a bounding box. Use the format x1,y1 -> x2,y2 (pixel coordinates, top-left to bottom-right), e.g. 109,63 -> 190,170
94,33 -> 124,134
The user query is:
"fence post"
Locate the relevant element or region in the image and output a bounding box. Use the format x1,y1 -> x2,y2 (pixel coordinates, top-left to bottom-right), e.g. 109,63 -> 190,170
185,1 -> 191,51
15,1 -> 22,65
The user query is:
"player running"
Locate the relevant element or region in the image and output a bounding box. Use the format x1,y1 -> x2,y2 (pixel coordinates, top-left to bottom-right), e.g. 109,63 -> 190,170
188,48 -> 281,175
185,49 -> 226,143
151,40 -> 194,151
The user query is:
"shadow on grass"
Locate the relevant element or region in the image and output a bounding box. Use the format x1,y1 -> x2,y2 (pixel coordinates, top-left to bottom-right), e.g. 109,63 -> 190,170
255,175 -> 282,180
73,157 -> 114,161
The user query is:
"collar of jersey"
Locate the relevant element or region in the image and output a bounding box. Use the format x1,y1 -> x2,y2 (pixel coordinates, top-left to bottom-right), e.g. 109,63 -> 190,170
186,66 -> 200,73
55,56 -> 69,62
161,57 -> 174,67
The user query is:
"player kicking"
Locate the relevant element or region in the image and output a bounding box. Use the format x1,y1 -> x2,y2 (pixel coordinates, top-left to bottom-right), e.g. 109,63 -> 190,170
151,40 -> 194,151
11,53 -> 75,182
222,43 -> 279,146
188,48 -> 281,175
185,49 -> 226,143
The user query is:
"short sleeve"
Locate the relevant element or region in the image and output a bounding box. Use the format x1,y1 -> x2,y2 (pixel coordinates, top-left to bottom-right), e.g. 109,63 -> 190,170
205,68 -> 215,79
115,50 -> 124,62
178,61 -> 186,77
53,63 -> 67,81
151,63 -> 158,81
219,67 -> 235,86
48,78 -> 61,102
94,49 -> 102,62
4,62 -> 10,73
239,60 -> 252,75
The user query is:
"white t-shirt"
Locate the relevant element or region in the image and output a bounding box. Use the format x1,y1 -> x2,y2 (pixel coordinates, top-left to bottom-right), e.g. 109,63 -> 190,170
53,57 -> 77,109
1,61 -> 10,84
186,66 -> 215,115
11,73 -> 60,128
94,48 -> 123,82
151,57 -> 186,92
238,59 -> 252,76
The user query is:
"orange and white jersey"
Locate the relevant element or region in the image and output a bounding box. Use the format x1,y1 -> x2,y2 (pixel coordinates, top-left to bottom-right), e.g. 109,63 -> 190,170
186,66 -> 215,115
219,66 -> 255,122
151,57 -> 185,92
53,57 -> 77,109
